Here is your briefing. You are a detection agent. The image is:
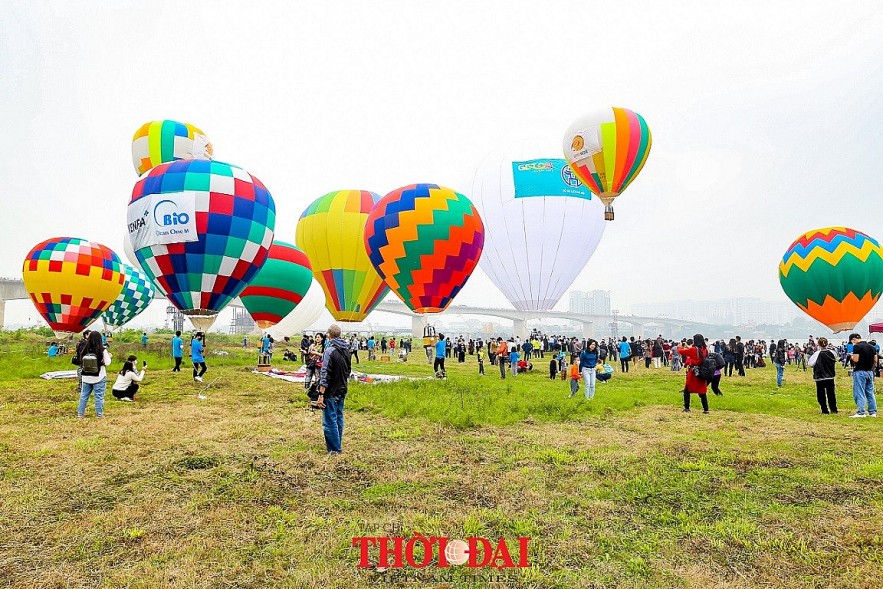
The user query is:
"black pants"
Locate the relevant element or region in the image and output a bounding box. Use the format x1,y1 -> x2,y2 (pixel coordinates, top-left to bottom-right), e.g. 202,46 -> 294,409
710,374 -> 723,396
172,356 -> 183,371
499,356 -> 507,378
620,358 -> 630,373
478,360 -> 484,375
644,357 -> 652,369
549,360 -> 557,379
352,350 -> 359,364
736,356 -> 745,376
684,391 -> 709,411
816,380 -> 838,413
193,362 -> 207,378
112,383 -> 139,399
434,357 -> 445,374
724,362 -> 734,377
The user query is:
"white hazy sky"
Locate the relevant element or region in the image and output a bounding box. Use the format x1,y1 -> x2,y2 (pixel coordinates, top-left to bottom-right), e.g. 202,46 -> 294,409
3,1 -> 883,327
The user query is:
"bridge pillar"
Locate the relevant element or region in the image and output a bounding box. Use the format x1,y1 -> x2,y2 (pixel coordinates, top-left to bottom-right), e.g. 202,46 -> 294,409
512,319 -> 527,339
582,321 -> 594,339
0,299 -> 4,331
411,315 -> 428,338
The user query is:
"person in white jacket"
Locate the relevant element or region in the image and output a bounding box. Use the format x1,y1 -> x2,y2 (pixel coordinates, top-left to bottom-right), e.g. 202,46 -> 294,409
77,331 -> 113,418
111,355 -> 147,402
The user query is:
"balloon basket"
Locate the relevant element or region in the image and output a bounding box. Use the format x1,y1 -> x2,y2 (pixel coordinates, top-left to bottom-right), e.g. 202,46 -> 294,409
257,353 -> 272,372
604,205 -> 614,221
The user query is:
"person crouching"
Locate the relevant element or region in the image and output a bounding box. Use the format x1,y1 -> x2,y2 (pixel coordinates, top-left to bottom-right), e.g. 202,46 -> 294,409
112,355 -> 146,402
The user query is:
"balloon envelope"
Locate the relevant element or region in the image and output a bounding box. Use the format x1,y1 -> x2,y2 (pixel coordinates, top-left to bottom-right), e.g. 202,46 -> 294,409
128,159 -> 275,331
22,237 -> 125,338
470,152 -> 606,311
266,280 -> 326,339
364,183 -> 484,314
779,227 -> 883,332
239,241 -> 313,329
132,120 -> 213,176
101,263 -> 156,328
563,106 -> 652,218
296,190 -> 389,322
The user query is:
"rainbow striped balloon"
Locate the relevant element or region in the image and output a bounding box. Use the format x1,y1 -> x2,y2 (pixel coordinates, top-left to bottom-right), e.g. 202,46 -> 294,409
296,190 -> 389,322
132,120 -> 213,176
365,184 -> 484,314
779,227 -> 883,332
239,241 -> 313,329
22,237 -> 125,337
101,264 -> 156,328
563,106 -> 652,220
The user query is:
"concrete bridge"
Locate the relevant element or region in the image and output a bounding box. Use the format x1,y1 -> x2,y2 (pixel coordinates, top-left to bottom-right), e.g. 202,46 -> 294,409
373,301 -> 718,340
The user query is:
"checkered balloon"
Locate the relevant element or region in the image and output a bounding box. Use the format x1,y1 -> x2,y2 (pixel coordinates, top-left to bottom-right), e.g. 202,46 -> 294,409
101,264 -> 156,328
22,237 -> 125,337
132,120 -> 213,176
129,159 -> 275,329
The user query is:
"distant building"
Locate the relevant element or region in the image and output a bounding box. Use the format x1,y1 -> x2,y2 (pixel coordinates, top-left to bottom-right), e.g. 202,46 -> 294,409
569,290 -> 611,315
631,297 -> 800,326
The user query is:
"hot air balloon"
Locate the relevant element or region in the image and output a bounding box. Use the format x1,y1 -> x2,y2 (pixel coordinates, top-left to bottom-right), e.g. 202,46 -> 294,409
101,263 -> 156,329
469,151 -> 606,311
239,241 -> 313,329
132,120 -> 213,176
266,280 -> 327,339
296,190 -> 389,322
563,106 -> 652,221
128,159 -> 276,331
779,227 -> 883,333
22,237 -> 125,338
364,183 -> 484,314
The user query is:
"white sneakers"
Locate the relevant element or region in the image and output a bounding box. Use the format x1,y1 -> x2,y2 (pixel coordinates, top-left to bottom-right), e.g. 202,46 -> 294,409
850,412 -> 877,418
194,376 -> 204,382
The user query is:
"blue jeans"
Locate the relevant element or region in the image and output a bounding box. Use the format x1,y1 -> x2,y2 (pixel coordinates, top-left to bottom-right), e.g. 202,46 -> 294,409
852,370 -> 877,415
775,363 -> 784,387
569,378 -> 579,397
78,378 -> 106,416
581,368 -> 596,399
322,396 -> 345,453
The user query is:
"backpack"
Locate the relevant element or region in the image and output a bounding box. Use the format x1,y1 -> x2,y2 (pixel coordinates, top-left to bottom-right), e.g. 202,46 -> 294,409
71,338 -> 88,366
710,352 -> 725,370
693,349 -> 716,382
81,352 -> 101,376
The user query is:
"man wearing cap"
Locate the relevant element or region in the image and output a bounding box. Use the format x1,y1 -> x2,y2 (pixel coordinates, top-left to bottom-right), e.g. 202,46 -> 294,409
849,333 -> 878,418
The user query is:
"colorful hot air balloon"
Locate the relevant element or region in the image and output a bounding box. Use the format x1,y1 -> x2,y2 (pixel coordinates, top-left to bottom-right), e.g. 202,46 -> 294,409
101,264 -> 156,329
470,151 -> 606,311
128,159 -> 276,331
364,184 -> 484,314
296,190 -> 389,322
779,227 -> 883,333
132,120 -> 213,176
239,241 -> 313,329
267,280 -> 327,339
22,237 -> 125,338
563,106 -> 652,221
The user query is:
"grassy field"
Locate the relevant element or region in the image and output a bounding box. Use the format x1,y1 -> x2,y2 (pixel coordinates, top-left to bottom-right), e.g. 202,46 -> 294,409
3,331 -> 883,588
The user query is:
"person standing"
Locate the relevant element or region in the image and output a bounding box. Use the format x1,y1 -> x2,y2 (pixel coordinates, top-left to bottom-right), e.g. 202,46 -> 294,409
171,330 -> 184,372
191,332 -> 207,383
496,338 -> 508,379
617,337 -> 631,373
849,333 -> 878,418
77,331 -> 112,418
73,329 -> 91,393
304,334 -> 323,393
141,332 -> 148,348
652,339 -> 663,369
434,334 -> 447,378
567,357 -> 580,397
808,337 -> 838,414
677,334 -> 710,414
773,339 -> 787,388
579,340 -> 599,400
724,339 -> 736,377
735,336 -> 745,376
315,324 -> 351,454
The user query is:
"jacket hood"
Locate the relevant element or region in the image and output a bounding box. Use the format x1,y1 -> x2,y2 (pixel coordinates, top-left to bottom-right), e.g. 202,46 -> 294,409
329,338 -> 350,352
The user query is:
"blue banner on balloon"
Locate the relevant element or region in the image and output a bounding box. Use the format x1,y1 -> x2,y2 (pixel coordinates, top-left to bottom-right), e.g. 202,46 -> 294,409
511,159 -> 592,199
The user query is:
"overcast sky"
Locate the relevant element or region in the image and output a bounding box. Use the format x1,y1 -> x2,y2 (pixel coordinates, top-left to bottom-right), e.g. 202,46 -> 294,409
3,1 -> 883,328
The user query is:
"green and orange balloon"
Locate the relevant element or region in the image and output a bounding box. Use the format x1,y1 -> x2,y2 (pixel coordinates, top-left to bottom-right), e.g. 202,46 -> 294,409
779,227 -> 883,332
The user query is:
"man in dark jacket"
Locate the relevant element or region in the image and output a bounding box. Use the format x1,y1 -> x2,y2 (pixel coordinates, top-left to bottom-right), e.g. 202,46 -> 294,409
316,324 -> 352,454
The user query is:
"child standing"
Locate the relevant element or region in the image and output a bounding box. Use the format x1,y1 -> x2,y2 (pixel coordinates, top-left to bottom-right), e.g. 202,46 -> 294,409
477,348 -> 485,376
568,358 -> 580,397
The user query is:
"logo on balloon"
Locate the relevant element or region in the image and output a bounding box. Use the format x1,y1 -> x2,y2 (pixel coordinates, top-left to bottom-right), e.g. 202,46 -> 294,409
560,165 -> 582,189
154,200 -> 190,227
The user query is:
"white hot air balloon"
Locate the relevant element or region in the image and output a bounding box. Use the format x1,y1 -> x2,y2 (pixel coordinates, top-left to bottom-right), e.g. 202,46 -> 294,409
469,149 -> 606,311
266,280 -> 327,339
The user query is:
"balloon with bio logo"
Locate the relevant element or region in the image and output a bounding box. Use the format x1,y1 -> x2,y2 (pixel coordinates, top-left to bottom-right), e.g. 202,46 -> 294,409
132,119 -> 213,176
779,227 -> 883,332
101,263 -> 156,329
563,106 -> 652,221
22,237 -> 125,338
128,159 -> 276,331
239,241 -> 313,329
296,190 -> 389,322
364,183 -> 484,314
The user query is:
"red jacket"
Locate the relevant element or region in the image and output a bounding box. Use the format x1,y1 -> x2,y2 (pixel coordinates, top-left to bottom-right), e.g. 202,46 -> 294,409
678,346 -> 708,394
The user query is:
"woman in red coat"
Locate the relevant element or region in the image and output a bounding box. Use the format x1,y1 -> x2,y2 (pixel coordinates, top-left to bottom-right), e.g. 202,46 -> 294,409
677,334 -> 710,414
